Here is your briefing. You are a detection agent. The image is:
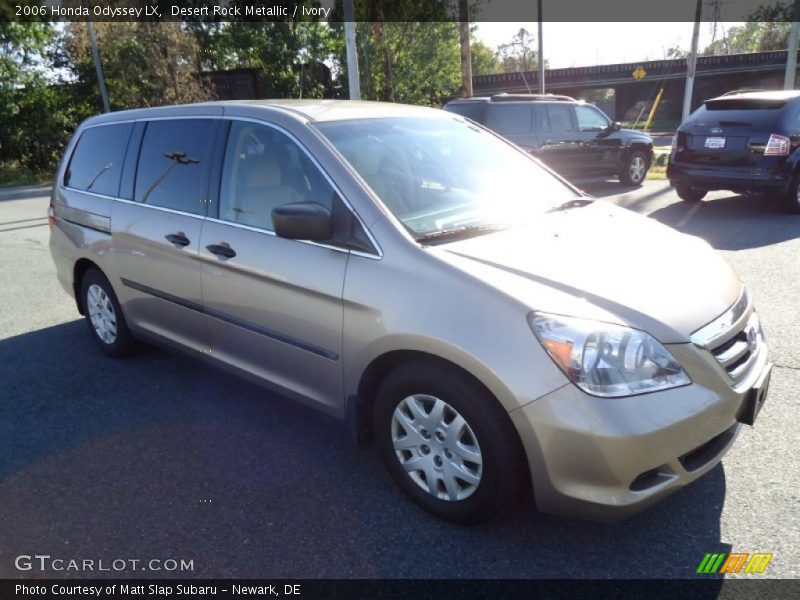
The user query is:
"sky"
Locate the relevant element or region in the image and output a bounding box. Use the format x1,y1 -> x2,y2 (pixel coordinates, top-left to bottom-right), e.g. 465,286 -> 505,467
475,22 -> 746,69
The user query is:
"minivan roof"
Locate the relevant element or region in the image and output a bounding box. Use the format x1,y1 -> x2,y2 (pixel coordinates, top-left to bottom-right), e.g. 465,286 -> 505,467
80,99 -> 441,128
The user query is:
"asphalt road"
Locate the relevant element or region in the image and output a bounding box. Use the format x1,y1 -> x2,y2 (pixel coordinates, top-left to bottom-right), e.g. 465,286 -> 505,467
0,181 -> 798,579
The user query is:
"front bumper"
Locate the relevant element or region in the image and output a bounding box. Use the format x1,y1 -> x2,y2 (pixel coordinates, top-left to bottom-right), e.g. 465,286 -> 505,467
510,337 -> 770,521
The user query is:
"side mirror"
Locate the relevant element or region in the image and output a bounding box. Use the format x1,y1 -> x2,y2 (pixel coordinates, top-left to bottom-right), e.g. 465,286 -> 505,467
272,203 -> 332,241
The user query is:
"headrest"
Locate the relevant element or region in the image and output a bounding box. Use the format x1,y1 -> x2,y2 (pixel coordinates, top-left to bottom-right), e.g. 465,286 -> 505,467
243,154 -> 281,187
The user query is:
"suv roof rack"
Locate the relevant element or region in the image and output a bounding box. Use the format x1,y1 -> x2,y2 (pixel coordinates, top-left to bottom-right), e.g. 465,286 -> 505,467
491,93 -> 576,102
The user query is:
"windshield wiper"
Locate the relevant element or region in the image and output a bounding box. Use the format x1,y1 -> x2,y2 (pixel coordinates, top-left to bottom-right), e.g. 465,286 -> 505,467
548,197 -> 595,212
416,223 -> 507,244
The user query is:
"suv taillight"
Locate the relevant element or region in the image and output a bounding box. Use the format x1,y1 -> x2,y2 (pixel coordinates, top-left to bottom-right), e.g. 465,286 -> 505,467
764,133 -> 791,156
47,204 -> 55,230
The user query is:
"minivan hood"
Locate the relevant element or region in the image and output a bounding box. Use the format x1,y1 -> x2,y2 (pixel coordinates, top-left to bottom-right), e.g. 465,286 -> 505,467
430,201 -> 740,343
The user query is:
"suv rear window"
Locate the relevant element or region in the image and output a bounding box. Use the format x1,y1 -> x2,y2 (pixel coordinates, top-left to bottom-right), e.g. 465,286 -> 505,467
64,123 -> 133,197
444,102 -> 487,122
697,99 -> 787,128
705,99 -> 786,111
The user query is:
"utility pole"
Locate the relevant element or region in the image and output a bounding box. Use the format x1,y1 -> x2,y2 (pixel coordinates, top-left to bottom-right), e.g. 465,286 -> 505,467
784,0 -> 800,89
537,0 -> 545,93
682,0 -> 702,121
86,20 -> 110,113
343,0 -> 361,100
459,0 -> 472,97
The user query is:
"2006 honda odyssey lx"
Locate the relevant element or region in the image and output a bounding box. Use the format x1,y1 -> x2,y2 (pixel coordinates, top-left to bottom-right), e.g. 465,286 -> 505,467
49,100 -> 771,523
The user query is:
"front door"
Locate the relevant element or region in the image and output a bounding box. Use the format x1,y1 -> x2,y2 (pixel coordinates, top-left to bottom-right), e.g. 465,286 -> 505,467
534,103 -> 585,178
199,120 -> 348,412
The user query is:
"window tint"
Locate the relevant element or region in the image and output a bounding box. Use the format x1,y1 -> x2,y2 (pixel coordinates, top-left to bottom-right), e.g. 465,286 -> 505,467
134,120 -> 215,214
575,105 -> 609,132
546,105 -> 574,133
485,104 -> 532,135
694,102 -> 785,129
65,123 -> 132,196
219,121 -> 337,231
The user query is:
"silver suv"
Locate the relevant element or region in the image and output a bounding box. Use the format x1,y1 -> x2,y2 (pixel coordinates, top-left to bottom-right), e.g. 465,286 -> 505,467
49,100 -> 772,523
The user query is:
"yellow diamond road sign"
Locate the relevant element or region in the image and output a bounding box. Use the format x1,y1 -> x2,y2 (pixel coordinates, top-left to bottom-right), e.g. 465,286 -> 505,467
632,66 -> 647,80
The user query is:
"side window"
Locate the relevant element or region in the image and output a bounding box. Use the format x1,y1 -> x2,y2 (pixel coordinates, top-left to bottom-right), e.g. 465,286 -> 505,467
219,121 -> 336,231
484,104 -> 532,135
546,105 -> 575,133
134,119 -> 215,214
576,105 -> 610,132
64,123 -> 132,196
533,105 -> 550,133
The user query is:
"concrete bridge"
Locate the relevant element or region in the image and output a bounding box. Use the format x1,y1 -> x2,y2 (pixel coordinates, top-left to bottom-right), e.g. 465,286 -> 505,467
473,50 -> 797,122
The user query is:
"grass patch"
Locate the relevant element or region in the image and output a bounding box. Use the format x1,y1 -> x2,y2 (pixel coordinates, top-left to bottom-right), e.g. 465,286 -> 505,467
647,147 -> 670,180
0,163 -> 52,188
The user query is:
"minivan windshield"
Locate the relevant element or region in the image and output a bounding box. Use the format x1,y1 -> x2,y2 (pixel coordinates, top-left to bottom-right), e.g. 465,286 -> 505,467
314,116 -> 578,240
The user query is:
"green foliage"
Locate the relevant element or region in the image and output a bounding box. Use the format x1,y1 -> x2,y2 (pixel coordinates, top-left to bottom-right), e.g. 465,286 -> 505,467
333,21 -> 461,106
497,28 -> 541,73
60,22 -> 213,111
0,22 -> 77,173
470,40 -> 500,75
191,22 -> 336,98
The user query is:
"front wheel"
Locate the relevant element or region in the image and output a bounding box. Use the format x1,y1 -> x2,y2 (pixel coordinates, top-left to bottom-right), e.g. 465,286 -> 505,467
619,151 -> 649,186
80,268 -> 135,358
373,361 -> 529,524
675,185 -> 707,202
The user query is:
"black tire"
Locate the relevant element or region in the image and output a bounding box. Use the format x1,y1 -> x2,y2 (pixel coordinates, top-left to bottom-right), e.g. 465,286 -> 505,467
373,361 -> 529,524
618,150 -> 649,186
785,173 -> 800,214
80,268 -> 135,358
675,185 -> 707,202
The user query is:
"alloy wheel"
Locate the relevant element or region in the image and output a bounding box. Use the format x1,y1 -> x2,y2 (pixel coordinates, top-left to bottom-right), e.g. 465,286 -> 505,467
629,155 -> 646,183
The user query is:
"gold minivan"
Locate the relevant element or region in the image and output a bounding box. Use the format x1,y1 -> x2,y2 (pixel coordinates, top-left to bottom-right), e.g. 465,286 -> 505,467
49,100 -> 771,523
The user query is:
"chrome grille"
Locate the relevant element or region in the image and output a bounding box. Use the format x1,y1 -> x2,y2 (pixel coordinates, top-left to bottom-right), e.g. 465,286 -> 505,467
691,289 -> 764,383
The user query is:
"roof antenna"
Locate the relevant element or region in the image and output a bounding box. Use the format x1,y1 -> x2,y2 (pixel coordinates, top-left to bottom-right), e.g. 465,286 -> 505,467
517,66 -> 533,94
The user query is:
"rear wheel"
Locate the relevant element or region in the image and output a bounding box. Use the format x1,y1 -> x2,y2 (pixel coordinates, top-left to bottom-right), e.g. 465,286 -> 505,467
619,151 -> 648,186
785,173 -> 800,214
373,361 -> 529,524
80,268 -> 135,358
675,185 -> 707,202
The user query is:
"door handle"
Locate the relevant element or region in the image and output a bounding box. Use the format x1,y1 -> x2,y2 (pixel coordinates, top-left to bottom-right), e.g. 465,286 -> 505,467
206,243 -> 236,259
165,232 -> 190,247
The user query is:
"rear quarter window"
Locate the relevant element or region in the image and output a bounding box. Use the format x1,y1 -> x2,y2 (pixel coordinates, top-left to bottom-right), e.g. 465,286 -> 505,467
64,123 -> 133,197
484,104 -> 533,135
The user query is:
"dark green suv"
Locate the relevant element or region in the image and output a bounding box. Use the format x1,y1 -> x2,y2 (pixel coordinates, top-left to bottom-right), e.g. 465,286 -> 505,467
444,94 -> 654,186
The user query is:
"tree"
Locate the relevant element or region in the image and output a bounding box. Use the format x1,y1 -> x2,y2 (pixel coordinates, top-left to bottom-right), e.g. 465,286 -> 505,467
702,2 -> 793,56
190,22 -> 336,98
331,21 -> 461,105
0,22 -> 80,172
497,28 -> 540,73
60,22 -> 213,111
470,40 -> 500,75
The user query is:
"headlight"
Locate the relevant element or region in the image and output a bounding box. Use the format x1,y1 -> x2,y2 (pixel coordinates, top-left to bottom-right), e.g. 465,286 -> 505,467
529,313 -> 691,397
